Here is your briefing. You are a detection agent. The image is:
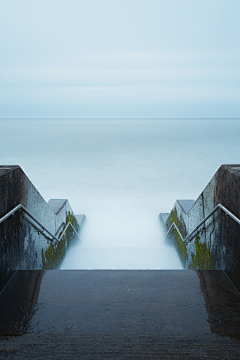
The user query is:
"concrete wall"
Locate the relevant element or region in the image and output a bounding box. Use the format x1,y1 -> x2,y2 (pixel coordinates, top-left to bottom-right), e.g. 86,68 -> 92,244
0,166 -> 83,292
160,165 -> 240,290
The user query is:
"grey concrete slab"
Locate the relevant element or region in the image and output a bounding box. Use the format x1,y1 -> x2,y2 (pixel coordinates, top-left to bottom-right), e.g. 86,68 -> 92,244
75,214 -> 85,227
159,213 -> 169,226
48,199 -> 68,214
177,199 -> 195,214
0,270 -> 240,336
0,165 -> 18,176
0,270 -> 240,358
1,333 -> 240,359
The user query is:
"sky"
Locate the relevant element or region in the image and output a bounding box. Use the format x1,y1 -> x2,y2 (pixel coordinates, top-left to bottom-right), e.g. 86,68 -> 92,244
1,0 -> 240,118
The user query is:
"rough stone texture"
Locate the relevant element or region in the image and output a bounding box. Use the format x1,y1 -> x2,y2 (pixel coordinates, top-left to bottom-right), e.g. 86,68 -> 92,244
160,165 -> 240,291
0,270 -> 240,359
0,166 -> 84,292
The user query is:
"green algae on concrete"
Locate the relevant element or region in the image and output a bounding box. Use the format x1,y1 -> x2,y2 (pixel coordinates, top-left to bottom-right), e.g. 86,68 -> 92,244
42,213 -> 79,270
189,235 -> 213,270
42,240 -> 65,270
65,211 -> 79,246
165,209 -> 214,270
166,208 -> 187,267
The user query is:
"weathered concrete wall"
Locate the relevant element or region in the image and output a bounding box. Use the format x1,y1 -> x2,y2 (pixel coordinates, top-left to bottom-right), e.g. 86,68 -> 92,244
186,175 -> 218,271
0,166 -> 26,292
160,165 -> 240,290
0,166 -> 83,292
215,166 -> 240,289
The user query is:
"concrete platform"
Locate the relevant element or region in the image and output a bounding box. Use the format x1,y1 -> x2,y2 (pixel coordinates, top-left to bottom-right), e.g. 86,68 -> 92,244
177,200 -> 195,214
48,199 -> 68,214
0,270 -> 240,359
75,214 -> 85,227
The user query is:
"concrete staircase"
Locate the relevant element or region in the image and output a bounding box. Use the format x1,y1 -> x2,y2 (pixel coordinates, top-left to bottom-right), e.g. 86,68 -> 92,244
0,270 -> 240,359
1,165 -> 240,358
159,165 -> 240,294
0,165 -> 85,291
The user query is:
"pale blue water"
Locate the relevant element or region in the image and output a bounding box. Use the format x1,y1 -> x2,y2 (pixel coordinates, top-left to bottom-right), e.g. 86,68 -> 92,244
1,118 -> 240,269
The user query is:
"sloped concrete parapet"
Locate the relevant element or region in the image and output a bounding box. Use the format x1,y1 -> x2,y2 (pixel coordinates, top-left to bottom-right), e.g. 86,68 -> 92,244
0,166 -> 84,292
160,165 -> 240,290
159,213 -> 169,230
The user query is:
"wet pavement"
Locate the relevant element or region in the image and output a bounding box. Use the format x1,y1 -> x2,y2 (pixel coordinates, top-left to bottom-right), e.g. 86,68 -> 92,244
0,270 -> 240,359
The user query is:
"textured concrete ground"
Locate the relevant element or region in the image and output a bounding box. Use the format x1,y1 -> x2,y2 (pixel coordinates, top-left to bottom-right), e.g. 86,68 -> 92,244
0,270 -> 240,359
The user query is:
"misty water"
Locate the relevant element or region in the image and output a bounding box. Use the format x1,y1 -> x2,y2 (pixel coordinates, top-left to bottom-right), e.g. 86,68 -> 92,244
1,118 -> 240,269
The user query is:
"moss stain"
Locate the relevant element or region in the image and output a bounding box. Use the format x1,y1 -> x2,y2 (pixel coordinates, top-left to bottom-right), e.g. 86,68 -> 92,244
166,208 -> 216,270
189,235 -> 212,270
41,212 -> 79,270
167,208 -> 187,267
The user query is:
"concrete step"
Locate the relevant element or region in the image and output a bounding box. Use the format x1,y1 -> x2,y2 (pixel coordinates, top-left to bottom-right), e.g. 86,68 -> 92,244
0,270 -> 240,358
1,333 -> 240,359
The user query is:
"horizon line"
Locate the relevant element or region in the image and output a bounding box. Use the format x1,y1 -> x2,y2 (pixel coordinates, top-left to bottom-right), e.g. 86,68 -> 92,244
1,117 -> 240,120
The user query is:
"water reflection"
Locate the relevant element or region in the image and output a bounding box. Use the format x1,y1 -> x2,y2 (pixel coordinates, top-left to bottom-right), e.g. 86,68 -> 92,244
197,270 -> 240,339
0,271 -> 43,335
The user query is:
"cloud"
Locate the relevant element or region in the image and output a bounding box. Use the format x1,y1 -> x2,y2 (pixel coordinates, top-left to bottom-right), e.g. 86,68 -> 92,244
1,51 -> 240,117
1,50 -> 240,84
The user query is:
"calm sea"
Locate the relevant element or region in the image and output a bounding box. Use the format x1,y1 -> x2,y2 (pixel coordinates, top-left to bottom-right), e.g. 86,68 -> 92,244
1,118 -> 240,269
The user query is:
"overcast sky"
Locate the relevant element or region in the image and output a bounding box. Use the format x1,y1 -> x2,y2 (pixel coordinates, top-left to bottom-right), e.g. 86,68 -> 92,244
1,0 -> 240,118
